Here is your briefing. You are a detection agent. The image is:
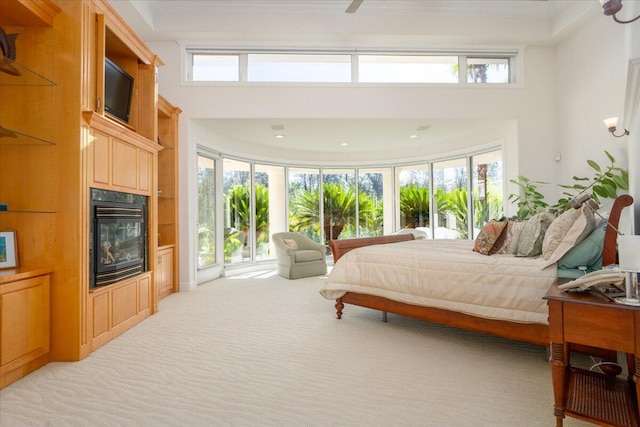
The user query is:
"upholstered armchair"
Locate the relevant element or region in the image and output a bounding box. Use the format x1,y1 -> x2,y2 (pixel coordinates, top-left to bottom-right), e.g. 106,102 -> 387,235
272,232 -> 328,279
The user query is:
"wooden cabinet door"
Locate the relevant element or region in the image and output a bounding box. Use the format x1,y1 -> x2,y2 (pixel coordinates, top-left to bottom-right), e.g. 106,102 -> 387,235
157,247 -> 174,300
0,275 -> 50,373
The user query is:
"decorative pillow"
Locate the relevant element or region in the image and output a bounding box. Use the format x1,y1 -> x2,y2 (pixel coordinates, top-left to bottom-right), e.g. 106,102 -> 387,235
516,211 -> 556,257
496,219 -> 528,255
539,204 -> 596,268
558,221 -> 606,271
473,219 -> 508,255
283,238 -> 299,250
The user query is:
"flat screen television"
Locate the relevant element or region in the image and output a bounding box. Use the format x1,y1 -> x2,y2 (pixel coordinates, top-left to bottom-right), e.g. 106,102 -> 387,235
104,57 -> 134,123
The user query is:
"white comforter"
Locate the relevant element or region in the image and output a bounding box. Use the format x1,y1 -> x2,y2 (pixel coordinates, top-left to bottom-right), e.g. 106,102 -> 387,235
320,239 -> 557,324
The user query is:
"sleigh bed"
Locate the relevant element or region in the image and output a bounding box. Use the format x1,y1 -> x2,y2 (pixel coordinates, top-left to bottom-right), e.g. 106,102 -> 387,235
320,195 -> 633,346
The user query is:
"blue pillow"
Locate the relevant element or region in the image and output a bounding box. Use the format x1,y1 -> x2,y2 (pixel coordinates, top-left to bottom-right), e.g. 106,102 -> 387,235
557,223 -> 606,271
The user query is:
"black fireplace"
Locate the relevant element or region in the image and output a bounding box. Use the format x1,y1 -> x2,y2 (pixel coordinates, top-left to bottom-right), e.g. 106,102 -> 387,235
90,189 -> 147,289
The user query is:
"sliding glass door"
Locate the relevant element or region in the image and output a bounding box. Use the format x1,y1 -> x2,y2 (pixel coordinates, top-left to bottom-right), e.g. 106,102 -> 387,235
197,153 -> 216,268
433,158 -> 468,239
358,168 -> 389,237
322,169 -> 356,242
255,163 -> 286,261
288,167 -> 321,243
396,164 -> 430,232
223,159 -> 251,265
471,150 -> 503,238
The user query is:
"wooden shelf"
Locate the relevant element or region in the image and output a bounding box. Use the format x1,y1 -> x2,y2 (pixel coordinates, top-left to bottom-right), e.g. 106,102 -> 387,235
156,95 -> 180,300
0,128 -> 56,213
0,267 -> 53,283
0,0 -> 61,27
0,209 -> 55,214
566,368 -> 639,427
0,59 -> 56,86
0,126 -> 55,145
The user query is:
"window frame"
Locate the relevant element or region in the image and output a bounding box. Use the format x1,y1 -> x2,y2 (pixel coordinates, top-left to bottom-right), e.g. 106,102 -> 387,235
196,147 -> 221,270
184,47 -> 520,86
208,145 -> 503,266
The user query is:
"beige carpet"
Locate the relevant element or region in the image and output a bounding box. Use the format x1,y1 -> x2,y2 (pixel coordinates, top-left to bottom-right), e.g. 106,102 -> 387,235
1,270 -> 596,426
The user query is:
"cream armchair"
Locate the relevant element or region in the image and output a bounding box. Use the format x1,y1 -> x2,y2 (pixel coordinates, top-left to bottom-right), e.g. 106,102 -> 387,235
272,232 -> 327,279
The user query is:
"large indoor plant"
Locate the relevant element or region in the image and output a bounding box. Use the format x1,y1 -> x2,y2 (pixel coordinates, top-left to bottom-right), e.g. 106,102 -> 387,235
509,151 -> 628,219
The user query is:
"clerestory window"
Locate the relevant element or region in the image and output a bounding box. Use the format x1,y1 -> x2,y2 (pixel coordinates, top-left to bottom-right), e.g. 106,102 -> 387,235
186,49 -> 517,84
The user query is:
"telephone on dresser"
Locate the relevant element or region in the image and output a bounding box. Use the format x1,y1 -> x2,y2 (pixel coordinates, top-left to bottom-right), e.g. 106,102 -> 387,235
558,269 -> 626,291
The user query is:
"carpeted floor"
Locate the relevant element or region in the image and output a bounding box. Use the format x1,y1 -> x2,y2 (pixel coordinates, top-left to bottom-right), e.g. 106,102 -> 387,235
1,270 -> 596,426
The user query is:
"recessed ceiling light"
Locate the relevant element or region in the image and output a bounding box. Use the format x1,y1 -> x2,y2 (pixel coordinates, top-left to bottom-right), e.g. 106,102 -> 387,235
409,134 -> 418,139
275,134 -> 285,139
341,142 -> 349,146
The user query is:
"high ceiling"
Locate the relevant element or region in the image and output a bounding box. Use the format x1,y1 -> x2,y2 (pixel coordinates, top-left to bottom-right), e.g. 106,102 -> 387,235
109,0 -> 602,162
193,118 -> 514,165
111,0 -> 598,46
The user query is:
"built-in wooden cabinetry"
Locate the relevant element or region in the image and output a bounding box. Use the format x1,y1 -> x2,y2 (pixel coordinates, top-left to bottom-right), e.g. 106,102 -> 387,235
0,270 -> 52,389
157,246 -> 175,300
0,0 -> 61,389
0,0 -> 177,388
85,112 -> 156,194
88,272 -> 152,349
157,95 -> 180,300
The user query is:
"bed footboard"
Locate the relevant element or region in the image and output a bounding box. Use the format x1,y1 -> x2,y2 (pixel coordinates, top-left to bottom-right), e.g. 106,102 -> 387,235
329,233 -> 414,262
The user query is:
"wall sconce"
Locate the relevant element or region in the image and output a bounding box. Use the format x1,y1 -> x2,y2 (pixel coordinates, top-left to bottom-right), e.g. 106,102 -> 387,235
600,0 -> 640,24
603,117 -> 629,137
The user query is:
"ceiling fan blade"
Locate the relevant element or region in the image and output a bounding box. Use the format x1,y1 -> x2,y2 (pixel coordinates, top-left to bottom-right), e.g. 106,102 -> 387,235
345,0 -> 364,13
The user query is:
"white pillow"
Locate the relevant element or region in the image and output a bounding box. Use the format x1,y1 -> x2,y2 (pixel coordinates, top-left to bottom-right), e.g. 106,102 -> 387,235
539,204 -> 595,268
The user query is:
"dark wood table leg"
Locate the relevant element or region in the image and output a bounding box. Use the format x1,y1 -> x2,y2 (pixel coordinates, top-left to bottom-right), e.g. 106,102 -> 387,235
630,354 -> 640,416
550,342 -> 567,427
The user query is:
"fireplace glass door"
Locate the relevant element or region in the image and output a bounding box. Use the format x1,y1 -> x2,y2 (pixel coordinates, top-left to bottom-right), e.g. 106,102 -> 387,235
92,202 -> 146,288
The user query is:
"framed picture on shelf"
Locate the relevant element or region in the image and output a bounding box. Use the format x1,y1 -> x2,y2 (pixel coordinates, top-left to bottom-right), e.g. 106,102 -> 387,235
0,230 -> 18,269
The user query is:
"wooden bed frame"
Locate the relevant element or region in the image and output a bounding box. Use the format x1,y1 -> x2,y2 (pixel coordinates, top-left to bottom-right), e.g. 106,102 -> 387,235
328,194 -> 634,347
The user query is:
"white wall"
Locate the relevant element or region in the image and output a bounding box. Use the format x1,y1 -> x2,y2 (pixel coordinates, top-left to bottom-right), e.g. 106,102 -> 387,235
555,13 -> 632,231
148,15 -> 635,286
622,1 -> 640,232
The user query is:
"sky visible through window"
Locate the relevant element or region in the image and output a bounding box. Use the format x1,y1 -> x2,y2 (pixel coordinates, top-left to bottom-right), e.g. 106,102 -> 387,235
191,53 -> 510,83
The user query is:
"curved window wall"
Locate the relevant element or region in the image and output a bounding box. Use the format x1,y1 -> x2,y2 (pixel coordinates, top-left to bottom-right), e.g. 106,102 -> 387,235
207,148 -> 504,267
